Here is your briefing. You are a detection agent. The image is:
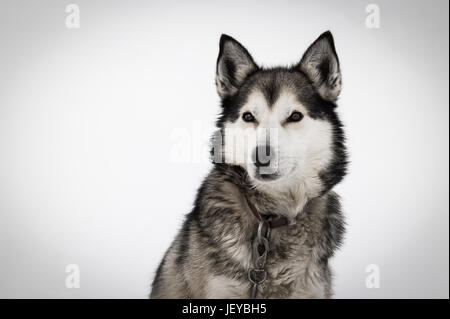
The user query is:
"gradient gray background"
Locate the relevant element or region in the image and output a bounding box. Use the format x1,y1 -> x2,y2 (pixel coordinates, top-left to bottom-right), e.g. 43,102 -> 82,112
0,0 -> 448,298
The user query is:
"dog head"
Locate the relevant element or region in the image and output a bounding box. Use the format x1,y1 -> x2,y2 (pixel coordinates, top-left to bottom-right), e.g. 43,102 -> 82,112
213,32 -> 347,198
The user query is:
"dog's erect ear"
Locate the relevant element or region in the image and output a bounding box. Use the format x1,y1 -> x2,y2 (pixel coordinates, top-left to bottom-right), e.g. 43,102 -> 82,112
298,31 -> 341,102
216,34 -> 257,99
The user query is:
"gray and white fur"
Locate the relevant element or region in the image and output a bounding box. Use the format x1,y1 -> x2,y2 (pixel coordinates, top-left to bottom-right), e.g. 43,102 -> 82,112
150,31 -> 348,299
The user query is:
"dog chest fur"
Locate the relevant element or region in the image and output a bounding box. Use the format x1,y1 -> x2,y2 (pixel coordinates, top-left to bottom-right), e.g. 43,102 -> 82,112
150,166 -> 344,298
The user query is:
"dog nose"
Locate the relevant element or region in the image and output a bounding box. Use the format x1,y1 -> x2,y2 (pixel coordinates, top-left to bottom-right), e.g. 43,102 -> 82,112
253,145 -> 274,168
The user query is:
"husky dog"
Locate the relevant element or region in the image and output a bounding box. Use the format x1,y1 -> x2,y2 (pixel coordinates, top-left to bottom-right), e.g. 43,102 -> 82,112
150,31 -> 348,299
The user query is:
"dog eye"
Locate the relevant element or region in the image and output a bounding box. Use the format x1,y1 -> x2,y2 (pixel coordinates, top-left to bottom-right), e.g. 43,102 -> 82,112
287,111 -> 304,122
242,112 -> 255,122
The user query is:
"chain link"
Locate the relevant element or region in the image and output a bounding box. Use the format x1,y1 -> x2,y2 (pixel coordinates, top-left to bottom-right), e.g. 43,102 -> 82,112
248,218 -> 271,299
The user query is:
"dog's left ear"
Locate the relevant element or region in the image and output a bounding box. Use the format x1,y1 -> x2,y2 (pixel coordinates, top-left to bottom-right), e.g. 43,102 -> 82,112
297,31 -> 341,102
216,34 -> 257,99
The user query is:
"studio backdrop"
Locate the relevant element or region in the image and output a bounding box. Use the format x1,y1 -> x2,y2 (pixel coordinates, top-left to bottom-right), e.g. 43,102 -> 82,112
0,0 -> 448,298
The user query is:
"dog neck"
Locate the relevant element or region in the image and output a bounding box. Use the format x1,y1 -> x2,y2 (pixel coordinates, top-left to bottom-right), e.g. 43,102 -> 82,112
251,182 -> 310,223
216,164 -> 312,224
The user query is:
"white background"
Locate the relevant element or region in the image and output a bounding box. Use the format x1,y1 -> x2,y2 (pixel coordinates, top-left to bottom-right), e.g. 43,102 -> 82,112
0,0 -> 448,298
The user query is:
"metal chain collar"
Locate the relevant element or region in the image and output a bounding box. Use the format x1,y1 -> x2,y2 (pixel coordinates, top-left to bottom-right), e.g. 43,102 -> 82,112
248,217 -> 271,299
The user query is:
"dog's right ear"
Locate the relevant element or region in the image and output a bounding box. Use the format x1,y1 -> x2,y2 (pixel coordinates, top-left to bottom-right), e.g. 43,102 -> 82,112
216,34 -> 257,99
